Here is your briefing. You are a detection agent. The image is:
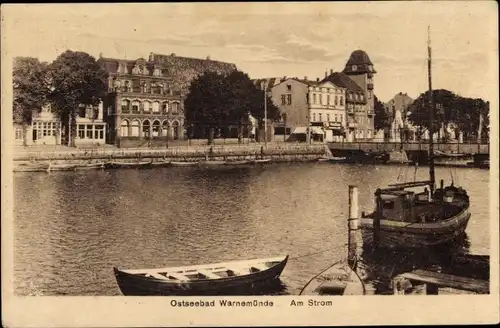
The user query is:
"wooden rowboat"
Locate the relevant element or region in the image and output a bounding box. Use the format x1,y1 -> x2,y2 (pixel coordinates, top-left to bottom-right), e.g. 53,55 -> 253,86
170,161 -> 199,167
47,163 -> 78,172
75,162 -> 106,170
252,158 -> 272,164
105,161 -> 153,169
225,160 -> 252,165
13,163 -> 50,172
200,160 -> 227,166
113,255 -> 288,296
151,160 -> 171,168
299,261 -> 365,296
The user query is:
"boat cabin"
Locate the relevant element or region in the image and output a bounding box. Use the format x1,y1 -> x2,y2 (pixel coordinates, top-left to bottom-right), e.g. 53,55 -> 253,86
378,190 -> 418,222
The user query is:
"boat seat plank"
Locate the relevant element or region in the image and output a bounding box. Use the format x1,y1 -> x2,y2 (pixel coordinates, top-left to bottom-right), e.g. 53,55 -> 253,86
398,269 -> 489,294
197,269 -> 221,279
252,263 -> 269,271
146,272 -> 169,280
167,272 -> 190,281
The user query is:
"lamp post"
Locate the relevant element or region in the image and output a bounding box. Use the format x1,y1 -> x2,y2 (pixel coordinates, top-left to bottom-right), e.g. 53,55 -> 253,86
261,82 -> 268,147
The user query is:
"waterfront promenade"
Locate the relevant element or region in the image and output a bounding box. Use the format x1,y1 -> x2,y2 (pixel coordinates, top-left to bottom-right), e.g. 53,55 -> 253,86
11,141 -> 327,162
328,141 -> 490,155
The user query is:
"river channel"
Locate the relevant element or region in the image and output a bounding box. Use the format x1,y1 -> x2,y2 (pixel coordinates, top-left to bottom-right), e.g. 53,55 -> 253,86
13,163 -> 490,295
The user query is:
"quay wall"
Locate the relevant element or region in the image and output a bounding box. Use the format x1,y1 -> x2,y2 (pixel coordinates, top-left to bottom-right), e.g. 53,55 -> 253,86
13,143 -> 327,163
328,141 -> 490,155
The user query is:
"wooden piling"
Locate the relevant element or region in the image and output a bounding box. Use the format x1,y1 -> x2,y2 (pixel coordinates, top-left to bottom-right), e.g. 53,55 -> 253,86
373,188 -> 382,249
348,185 -> 359,269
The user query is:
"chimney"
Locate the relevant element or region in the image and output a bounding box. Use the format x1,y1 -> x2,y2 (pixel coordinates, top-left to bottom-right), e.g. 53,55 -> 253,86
304,76 -> 308,81
316,78 -> 320,82
330,69 -> 333,75
325,71 -> 327,78
207,55 -> 211,60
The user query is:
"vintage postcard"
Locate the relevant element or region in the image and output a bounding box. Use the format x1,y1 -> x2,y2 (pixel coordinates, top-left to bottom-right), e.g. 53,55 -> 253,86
1,2 -> 499,327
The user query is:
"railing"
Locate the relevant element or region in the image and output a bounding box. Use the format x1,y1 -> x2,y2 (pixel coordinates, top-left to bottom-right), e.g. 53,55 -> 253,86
327,141 -> 490,154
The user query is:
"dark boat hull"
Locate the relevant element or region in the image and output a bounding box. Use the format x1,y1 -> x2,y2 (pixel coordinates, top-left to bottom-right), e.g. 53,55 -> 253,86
113,257 -> 288,296
105,162 -> 153,170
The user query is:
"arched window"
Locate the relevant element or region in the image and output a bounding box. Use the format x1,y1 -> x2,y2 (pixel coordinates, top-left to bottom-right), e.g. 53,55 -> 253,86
131,119 -> 140,137
162,102 -> 169,114
132,100 -> 140,113
120,120 -> 129,137
121,100 -> 130,113
162,121 -> 169,137
172,121 -> 180,140
152,120 -> 160,137
171,102 -> 179,114
143,101 -> 150,113
143,120 -> 150,138
152,101 -> 160,113
340,96 -> 344,106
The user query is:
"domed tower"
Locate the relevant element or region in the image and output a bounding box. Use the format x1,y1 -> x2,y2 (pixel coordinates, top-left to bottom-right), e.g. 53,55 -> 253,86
342,50 -> 376,138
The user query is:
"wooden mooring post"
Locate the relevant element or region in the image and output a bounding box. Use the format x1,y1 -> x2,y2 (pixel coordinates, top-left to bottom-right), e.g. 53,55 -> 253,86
348,185 -> 359,269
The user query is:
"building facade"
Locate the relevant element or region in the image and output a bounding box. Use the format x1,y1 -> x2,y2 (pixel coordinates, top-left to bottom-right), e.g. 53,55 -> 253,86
385,92 -> 416,142
98,52 -> 236,147
322,50 -> 377,141
13,104 -> 62,146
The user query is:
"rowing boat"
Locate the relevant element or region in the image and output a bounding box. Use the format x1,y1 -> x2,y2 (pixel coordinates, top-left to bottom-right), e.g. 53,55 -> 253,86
200,160 -> 227,166
170,161 -> 199,167
105,161 -> 153,169
252,159 -> 272,164
299,261 -> 365,296
113,255 -> 288,296
74,162 -> 106,170
151,160 -> 171,168
225,160 -> 252,165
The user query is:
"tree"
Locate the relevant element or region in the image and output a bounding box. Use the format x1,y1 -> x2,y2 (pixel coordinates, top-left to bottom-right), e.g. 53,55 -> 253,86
48,50 -> 108,147
373,95 -> 390,140
13,57 -> 51,145
184,70 -> 280,144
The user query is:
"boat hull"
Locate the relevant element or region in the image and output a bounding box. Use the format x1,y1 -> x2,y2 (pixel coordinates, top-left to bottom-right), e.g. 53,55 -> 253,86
113,256 -> 288,296
299,262 -> 365,296
105,162 -> 153,170
360,205 -> 471,249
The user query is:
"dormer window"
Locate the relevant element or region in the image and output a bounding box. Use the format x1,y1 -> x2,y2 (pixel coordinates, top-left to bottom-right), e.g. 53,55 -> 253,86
352,65 -> 357,72
287,84 -> 292,92
153,68 -> 161,76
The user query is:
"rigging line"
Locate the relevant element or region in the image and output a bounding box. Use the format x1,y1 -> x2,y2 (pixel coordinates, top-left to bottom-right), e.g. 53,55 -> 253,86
298,260 -> 342,295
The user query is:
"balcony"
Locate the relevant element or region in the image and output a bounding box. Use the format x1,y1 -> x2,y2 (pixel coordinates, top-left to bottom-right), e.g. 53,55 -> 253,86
367,83 -> 374,90
367,110 -> 375,116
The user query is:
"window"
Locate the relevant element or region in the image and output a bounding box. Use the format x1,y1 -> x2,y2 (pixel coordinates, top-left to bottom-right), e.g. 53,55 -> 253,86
352,65 -> 357,71
121,120 -> 129,137
142,82 -> 148,93
340,96 -> 344,106
121,100 -> 130,113
286,94 -> 292,105
162,121 -> 169,136
131,120 -> 140,136
327,114 -> 330,122
152,120 -> 160,137
172,121 -> 180,140
319,94 -> 322,105
84,125 -> 92,139
15,128 -> 22,140
171,102 -> 179,113
94,127 -> 99,139
368,91 -> 372,99
313,94 -> 317,104
327,95 -> 330,105
143,101 -> 150,112
152,102 -> 160,113
132,101 -> 140,113
95,125 -> 104,139
78,124 -> 85,139
142,120 -> 150,138
162,102 -> 168,114
287,84 -> 292,92
319,113 -> 322,121
312,113 -> 316,121
335,96 -> 338,106
382,200 -> 395,210
281,94 -> 286,105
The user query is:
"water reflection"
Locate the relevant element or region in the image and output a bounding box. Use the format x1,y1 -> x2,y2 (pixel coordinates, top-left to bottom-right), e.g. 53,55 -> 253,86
13,164 -> 490,296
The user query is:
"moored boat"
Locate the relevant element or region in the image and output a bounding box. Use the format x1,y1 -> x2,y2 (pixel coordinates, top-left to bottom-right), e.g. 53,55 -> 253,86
225,159 -> 252,165
13,163 -> 50,172
252,158 -> 272,164
170,161 -> 199,167
105,160 -> 153,170
75,162 -> 106,170
47,162 -> 78,172
113,255 -> 288,296
151,160 -> 171,168
299,261 -> 365,296
199,160 -> 227,166
359,27 -> 471,249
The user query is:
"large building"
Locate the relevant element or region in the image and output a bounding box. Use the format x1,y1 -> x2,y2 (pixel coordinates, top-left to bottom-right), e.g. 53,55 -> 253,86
98,52 -> 237,147
322,50 -> 377,141
385,92 -> 415,142
263,77 -> 347,142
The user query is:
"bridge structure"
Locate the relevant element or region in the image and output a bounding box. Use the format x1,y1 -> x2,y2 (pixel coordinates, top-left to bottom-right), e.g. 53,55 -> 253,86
327,141 -> 490,155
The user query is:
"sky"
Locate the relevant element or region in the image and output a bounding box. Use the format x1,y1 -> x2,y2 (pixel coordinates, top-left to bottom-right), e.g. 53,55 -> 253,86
2,2 -> 498,103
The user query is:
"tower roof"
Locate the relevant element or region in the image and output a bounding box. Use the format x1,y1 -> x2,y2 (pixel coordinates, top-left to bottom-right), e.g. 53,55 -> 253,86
342,50 -> 376,74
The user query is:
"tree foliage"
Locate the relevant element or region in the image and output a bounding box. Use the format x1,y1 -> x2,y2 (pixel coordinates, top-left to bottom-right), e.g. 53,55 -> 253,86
184,70 -> 280,143
373,95 -> 390,131
408,89 -> 489,141
48,50 -> 108,146
13,57 -> 51,145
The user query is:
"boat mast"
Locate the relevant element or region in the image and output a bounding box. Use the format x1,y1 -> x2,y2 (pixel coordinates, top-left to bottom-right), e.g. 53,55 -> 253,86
427,25 -> 436,195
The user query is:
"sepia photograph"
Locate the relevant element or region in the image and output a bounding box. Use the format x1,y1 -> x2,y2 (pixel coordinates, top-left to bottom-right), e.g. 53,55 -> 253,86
1,1 -> 499,327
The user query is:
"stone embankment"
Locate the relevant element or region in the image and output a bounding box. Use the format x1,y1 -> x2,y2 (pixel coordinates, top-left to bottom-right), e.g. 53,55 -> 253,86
13,143 -> 327,164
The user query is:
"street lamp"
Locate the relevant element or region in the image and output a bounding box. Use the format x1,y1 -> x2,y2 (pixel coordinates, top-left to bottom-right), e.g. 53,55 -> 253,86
261,81 -> 268,147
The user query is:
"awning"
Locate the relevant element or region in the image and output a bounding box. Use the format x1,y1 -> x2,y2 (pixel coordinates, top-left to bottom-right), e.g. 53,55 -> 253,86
311,127 -> 324,135
291,127 -> 308,134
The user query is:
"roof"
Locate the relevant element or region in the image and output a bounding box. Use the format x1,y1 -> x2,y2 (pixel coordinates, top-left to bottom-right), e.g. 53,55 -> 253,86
252,77 -> 285,91
98,53 -> 237,93
321,72 -> 364,93
342,50 -> 377,74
